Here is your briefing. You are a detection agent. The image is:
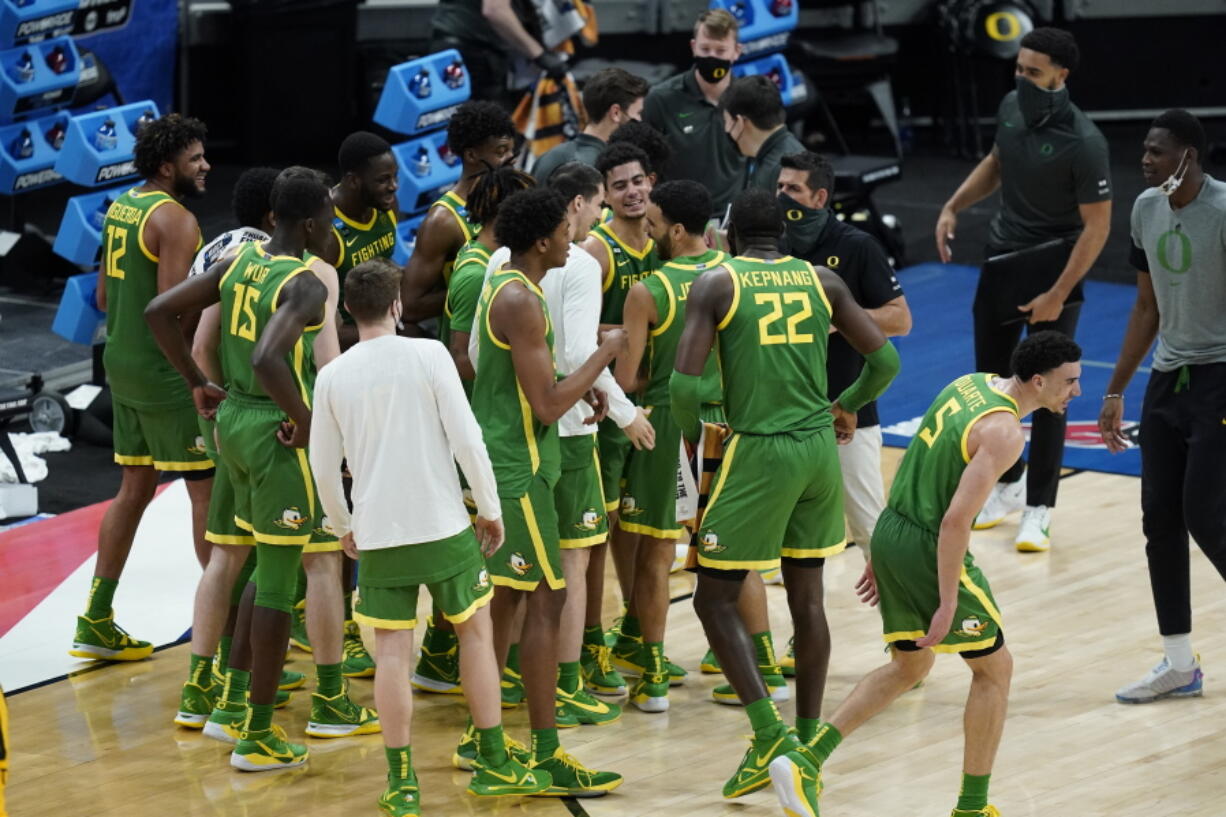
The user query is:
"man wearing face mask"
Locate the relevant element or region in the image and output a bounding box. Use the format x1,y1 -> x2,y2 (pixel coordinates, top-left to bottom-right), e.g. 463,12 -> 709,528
935,27 -> 1111,553
1100,110 -> 1226,705
533,68 -> 650,183
642,9 -> 746,217
721,75 -> 805,194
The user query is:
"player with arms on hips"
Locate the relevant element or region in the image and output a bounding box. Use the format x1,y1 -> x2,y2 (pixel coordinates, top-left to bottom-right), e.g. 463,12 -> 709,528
770,331 -> 1082,817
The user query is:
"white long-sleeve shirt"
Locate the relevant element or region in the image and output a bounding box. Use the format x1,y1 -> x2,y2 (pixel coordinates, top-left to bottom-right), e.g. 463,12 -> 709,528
471,245 -> 636,437
309,335 -> 500,551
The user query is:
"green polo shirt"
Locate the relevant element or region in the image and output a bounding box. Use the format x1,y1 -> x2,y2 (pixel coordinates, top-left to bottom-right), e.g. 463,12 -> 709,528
643,70 -> 745,216
746,127 -> 806,193
533,133 -> 606,183
989,90 -> 1112,251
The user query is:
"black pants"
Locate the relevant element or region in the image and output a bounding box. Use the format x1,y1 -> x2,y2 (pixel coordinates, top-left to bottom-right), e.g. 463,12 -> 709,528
972,276 -> 1081,508
1140,363 -> 1226,636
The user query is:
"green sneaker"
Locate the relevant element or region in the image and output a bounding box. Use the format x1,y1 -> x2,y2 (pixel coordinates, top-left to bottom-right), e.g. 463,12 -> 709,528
378,774 -> 421,817
628,669 -> 669,713
700,648 -> 722,674
768,748 -> 823,817
712,669 -> 790,705
780,636 -> 796,678
610,634 -> 644,677
557,686 -> 622,725
530,747 -> 623,797
467,755 -> 553,797
723,728 -> 802,799
174,681 -> 217,728
411,620 -> 462,693
305,689 -> 381,737
69,614 -> 153,661
279,669 -> 306,691
273,688 -> 292,709
555,696 -> 579,728
289,600 -> 311,652
951,808 -> 1001,816
602,615 -> 624,648
230,724 -> 309,771
342,621 -> 375,678
664,655 -> 687,686
452,724 -> 532,771
500,666 -> 524,708
580,641 -> 626,695
203,699 -> 247,744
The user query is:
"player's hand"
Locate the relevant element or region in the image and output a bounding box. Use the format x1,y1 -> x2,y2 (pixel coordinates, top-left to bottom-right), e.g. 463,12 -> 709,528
1018,288 -> 1064,324
277,417 -> 310,448
599,327 -> 629,356
854,560 -> 879,606
340,532 -> 358,560
935,207 -> 957,263
622,406 -> 656,450
474,516 -> 505,557
583,389 -> 609,424
1098,395 -> 1129,453
915,604 -> 956,649
192,381 -> 227,420
832,400 -> 857,445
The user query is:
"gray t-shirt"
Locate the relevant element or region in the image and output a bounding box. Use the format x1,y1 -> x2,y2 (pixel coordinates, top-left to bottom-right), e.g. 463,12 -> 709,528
1129,175 -> 1226,371
532,133 -> 605,183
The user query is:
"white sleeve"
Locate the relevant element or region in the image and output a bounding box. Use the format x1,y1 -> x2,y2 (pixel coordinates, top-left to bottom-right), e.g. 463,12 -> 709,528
567,252 -> 636,427
430,344 -> 501,520
308,368 -> 351,537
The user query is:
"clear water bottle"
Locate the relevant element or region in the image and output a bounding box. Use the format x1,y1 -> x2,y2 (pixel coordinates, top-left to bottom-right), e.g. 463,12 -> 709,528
45,120 -> 65,150
90,197 -> 112,230
409,69 -> 431,99
45,45 -> 68,75
443,60 -> 465,89
12,52 -> 34,83
94,119 -> 118,152
134,109 -> 155,136
413,147 -> 431,177
438,143 -> 460,167
770,0 -> 793,16
730,1 -> 752,25
898,98 -> 915,155
10,129 -> 33,160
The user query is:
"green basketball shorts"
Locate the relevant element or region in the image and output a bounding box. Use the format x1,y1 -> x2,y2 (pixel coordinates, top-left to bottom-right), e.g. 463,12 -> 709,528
198,416 -> 253,546
355,531 -> 494,630
555,435 -> 608,549
112,399 -> 213,472
597,417 -> 632,512
489,471 -> 565,591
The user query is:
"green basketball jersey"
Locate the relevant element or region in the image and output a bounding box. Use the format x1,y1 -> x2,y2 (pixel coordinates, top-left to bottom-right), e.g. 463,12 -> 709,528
332,205 -> 398,324
471,264 -> 560,497
432,189 -> 480,284
888,373 -> 1020,534
102,187 -> 201,410
588,221 -> 659,324
640,249 -> 725,406
217,242 -> 323,405
716,255 -> 833,435
441,239 -> 491,355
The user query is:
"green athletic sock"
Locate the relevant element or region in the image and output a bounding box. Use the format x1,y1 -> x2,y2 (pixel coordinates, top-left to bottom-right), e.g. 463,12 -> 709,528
385,745 -> 413,783
188,653 -> 213,687
956,773 -> 991,811
796,716 -> 821,744
583,624 -> 605,646
246,702 -> 274,733
221,668 -> 250,705
507,643 -> 521,673
557,661 -> 581,695
745,697 -> 786,740
343,591 -> 354,623
642,641 -> 665,675
217,635 -> 233,673
531,727 -> 559,762
752,631 -> 779,669
316,662 -> 343,697
85,576 -> 117,619
620,614 -> 642,640
810,722 -> 843,765
476,725 -> 508,766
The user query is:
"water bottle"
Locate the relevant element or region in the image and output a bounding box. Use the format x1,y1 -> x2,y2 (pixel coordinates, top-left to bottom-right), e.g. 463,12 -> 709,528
438,143 -> 460,167
413,147 -> 431,177
898,98 -> 915,155
90,197 -> 112,230
134,109 -> 156,136
45,45 -> 68,75
730,1 -> 752,25
408,69 -> 431,99
94,119 -> 118,152
45,121 -> 66,150
443,59 -> 465,89
770,0 -> 793,16
10,129 -> 33,160
12,52 -> 34,83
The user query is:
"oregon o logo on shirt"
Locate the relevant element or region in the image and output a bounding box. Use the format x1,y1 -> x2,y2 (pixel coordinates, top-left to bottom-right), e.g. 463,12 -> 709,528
826,255 -> 840,268
984,11 -> 1024,41
1039,143 -> 1054,156
1156,229 -> 1192,274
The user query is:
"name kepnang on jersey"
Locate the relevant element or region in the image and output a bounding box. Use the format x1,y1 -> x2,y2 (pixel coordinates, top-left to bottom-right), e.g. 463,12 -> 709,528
735,267 -> 815,289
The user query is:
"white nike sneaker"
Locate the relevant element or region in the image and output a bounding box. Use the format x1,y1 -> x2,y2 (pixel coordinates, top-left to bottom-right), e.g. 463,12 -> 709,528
1116,657 -> 1203,703
1014,505 -> 1051,552
972,478 -> 1025,530
670,542 -> 688,574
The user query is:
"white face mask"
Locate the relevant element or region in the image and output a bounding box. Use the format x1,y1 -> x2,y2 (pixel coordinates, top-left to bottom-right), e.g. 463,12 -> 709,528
1159,149 -> 1191,197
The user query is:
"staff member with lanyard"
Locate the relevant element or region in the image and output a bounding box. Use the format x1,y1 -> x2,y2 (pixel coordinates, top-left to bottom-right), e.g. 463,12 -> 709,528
935,27 -> 1111,553
1101,110 -> 1226,704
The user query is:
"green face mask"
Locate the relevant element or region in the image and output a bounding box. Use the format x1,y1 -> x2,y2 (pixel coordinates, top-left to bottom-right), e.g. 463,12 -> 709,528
778,193 -> 831,257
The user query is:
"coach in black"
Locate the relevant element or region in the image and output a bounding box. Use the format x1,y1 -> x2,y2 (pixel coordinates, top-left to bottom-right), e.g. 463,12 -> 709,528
935,27 -> 1111,553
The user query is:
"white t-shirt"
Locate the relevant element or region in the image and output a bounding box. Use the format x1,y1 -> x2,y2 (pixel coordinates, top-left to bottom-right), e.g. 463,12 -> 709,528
309,335 -> 501,550
189,226 -> 269,277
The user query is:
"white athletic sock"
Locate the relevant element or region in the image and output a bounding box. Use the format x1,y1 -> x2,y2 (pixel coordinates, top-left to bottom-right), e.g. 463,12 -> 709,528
1162,634 -> 1196,671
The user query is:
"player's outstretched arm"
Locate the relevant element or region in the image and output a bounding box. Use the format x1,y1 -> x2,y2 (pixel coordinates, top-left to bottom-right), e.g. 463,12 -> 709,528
254,273 -> 328,446
670,266 -> 732,442
401,208 -> 463,323
145,261 -> 228,417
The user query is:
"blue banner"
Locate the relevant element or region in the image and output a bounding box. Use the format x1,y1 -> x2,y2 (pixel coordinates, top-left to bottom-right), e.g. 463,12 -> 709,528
73,0 -> 177,113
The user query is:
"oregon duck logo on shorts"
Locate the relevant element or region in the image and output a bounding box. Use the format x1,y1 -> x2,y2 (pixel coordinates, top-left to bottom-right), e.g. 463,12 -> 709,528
508,553 -> 534,576
699,531 -> 725,554
273,507 -> 307,530
314,516 -> 336,537
473,568 -> 490,592
575,508 -> 602,531
954,616 -> 988,638
620,496 -> 644,517
187,435 -> 207,455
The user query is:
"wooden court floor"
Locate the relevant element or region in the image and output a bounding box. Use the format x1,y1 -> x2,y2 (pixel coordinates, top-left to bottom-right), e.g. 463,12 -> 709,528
7,452 -> 1226,817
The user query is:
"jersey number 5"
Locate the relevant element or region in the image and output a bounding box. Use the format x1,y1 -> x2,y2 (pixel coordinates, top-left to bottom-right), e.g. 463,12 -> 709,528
755,292 -> 814,345
918,397 -> 962,447
103,225 -> 127,279
229,283 -> 260,341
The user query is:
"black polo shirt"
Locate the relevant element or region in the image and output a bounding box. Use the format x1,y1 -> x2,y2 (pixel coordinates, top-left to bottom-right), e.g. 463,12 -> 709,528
785,215 -> 902,427
642,70 -> 745,216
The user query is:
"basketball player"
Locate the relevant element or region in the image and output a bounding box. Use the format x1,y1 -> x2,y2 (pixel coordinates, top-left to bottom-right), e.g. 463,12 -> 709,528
467,187 -> 624,794
673,189 -> 899,799
400,100 -> 516,326
146,176 -> 379,771
311,259 -> 550,815
71,114 -> 213,663
614,180 -> 726,713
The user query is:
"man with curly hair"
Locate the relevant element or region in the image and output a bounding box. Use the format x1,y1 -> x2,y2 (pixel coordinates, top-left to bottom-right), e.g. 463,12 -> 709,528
70,113 -> 213,664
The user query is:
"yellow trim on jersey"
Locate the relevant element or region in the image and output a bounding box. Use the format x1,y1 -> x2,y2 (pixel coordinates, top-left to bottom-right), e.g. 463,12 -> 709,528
304,539 -> 343,553
560,532 -> 609,549
268,265 -> 313,316
253,532 -> 311,545
434,197 -> 474,242
700,433 -> 741,519
483,276 -> 516,350
619,520 -> 685,539
960,567 -> 1003,625
295,447 -> 317,518
443,587 -> 494,623
594,233 -> 616,293
154,458 -> 215,472
522,493 -> 566,590
331,225 -> 347,269
218,248 -> 248,290
780,539 -> 847,560
596,223 -> 654,261
205,531 -> 256,546
605,497 -> 621,512
663,250 -> 726,273
883,630 -> 996,653
958,405 -> 1020,464
136,197 -> 174,263
984,375 -> 1021,410
715,264 -> 741,331
113,453 -> 154,466
651,272 -> 677,337
883,630 -> 928,644
807,260 -> 833,318
235,515 -> 254,532
333,204 -> 380,232
516,382 -> 540,476
292,336 -> 312,410
697,554 -> 782,571
354,611 -> 417,631
492,575 -> 539,591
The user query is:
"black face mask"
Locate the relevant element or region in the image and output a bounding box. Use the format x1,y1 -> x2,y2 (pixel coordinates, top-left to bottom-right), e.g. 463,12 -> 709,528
694,55 -> 732,84
1015,75 -> 1070,129
778,193 -> 830,257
